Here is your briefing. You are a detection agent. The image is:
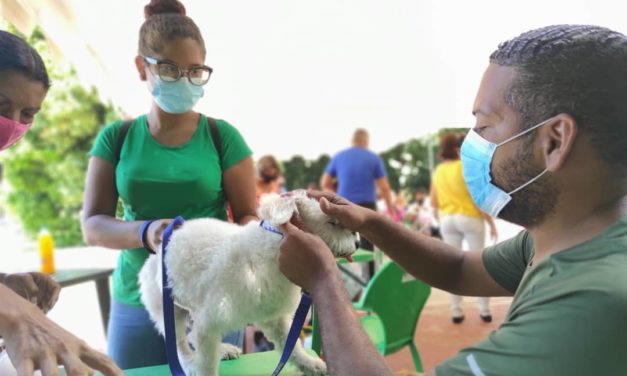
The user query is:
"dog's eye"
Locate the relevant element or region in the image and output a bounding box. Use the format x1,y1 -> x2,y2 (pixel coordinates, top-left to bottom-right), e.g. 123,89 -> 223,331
327,221 -> 337,227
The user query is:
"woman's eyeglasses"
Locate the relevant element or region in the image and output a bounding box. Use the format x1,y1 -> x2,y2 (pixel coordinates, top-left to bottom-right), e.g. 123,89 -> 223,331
143,56 -> 213,86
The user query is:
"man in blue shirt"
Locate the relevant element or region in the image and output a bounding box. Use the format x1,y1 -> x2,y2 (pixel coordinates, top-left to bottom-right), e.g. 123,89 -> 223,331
320,128 -> 396,279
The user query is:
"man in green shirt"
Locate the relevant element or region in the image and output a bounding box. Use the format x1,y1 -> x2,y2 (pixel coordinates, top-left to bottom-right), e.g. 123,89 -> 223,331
277,25 -> 627,375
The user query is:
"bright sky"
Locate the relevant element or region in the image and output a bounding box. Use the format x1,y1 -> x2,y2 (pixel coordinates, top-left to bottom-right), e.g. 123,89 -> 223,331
2,0 -> 627,159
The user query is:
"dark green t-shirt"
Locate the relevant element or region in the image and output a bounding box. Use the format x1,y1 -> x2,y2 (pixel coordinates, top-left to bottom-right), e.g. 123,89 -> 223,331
89,114 -> 252,306
437,216 -> 627,375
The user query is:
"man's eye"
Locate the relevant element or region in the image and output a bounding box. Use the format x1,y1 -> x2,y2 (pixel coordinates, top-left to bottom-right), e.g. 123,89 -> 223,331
474,126 -> 489,136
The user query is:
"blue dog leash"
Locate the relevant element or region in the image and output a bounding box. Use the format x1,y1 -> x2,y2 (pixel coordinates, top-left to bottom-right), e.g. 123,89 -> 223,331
162,216 -> 186,376
271,292 -> 313,376
160,217 -> 314,376
260,220 -> 315,376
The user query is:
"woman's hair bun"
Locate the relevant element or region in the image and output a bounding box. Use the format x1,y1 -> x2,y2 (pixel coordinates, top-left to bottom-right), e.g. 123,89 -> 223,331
144,0 -> 186,19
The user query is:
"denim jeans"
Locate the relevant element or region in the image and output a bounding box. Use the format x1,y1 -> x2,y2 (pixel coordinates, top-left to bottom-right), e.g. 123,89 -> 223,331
107,300 -> 244,370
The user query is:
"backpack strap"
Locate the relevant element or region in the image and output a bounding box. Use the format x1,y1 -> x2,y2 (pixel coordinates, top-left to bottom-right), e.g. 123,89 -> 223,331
115,119 -> 134,165
206,116 -> 223,169
205,115 -> 228,204
114,119 -> 133,197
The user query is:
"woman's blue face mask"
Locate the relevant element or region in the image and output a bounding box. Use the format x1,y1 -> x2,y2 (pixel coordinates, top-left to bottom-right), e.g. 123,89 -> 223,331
460,118 -> 553,217
147,70 -> 204,114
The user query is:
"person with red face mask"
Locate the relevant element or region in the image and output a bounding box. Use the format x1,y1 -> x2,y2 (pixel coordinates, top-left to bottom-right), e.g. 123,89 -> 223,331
0,30 -> 122,376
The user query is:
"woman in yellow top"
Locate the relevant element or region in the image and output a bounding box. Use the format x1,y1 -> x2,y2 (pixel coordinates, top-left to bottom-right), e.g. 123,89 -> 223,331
431,133 -> 497,323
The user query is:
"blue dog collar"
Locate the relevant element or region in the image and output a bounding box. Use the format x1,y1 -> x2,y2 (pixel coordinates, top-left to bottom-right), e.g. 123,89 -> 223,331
260,220 -> 283,237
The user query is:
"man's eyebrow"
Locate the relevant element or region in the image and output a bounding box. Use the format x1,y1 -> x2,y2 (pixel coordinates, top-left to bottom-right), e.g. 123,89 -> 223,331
471,107 -> 494,117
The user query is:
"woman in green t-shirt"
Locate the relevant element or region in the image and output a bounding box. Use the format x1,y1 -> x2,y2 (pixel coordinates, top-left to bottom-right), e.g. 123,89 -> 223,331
81,0 -> 258,369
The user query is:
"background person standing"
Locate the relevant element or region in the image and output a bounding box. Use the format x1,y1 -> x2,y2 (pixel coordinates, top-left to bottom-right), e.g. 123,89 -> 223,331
431,132 -> 497,323
320,128 -> 396,280
255,154 -> 284,201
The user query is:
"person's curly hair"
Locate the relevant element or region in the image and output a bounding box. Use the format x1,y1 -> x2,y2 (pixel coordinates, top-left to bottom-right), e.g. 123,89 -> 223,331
490,24 -> 627,175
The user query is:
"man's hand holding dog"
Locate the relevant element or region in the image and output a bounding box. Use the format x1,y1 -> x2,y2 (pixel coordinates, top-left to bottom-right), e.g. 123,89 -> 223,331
278,190 -> 374,292
307,190 -> 373,232
278,220 -> 337,293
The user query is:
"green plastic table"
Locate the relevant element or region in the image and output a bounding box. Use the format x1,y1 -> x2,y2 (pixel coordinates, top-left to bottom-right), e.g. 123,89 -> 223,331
124,349 -> 323,375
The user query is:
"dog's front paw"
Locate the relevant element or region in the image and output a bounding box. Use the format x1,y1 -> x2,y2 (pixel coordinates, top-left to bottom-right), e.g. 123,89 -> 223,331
220,343 -> 242,360
296,357 -> 327,376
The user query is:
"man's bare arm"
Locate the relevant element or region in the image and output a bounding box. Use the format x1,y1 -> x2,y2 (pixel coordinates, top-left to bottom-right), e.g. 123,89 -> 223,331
312,191 -> 511,297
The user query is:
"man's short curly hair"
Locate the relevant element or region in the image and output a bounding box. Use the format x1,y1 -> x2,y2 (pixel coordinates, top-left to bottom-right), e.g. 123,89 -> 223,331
490,25 -> 627,174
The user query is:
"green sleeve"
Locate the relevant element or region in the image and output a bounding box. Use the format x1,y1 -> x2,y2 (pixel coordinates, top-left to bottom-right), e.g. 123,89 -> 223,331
436,271 -> 627,376
481,231 -> 533,294
89,120 -> 124,164
215,119 -> 252,170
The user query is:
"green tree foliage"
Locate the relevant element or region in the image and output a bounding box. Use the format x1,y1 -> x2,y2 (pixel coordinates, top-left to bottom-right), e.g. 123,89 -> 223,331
281,154 -> 332,191
282,155 -> 307,190
305,154 -> 330,189
371,136 -> 434,197
2,26 -> 117,246
380,137 -> 433,194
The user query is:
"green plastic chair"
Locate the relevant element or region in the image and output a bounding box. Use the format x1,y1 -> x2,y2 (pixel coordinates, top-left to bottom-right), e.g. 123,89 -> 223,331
353,260 -> 431,372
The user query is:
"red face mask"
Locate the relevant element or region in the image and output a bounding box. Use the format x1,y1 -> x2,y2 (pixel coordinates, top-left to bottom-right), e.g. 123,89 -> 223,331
0,114 -> 31,151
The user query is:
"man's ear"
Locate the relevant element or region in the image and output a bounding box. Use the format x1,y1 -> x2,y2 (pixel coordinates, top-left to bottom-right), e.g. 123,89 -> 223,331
542,113 -> 578,172
135,55 -> 147,81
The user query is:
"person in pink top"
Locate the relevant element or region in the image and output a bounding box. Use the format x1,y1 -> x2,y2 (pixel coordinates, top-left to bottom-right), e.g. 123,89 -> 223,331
0,29 -> 122,376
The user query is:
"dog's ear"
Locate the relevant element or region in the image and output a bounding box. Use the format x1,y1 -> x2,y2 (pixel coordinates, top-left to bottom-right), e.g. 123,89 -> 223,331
259,193 -> 297,226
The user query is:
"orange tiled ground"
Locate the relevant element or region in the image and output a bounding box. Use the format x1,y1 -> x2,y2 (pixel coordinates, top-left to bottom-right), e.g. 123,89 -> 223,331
385,288 -> 512,374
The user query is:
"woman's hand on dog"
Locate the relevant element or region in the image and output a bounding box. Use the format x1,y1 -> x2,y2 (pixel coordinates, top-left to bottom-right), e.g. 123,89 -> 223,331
1,284 -> 124,376
307,190 -> 374,232
146,218 -> 173,253
0,272 -> 61,313
278,218 -> 338,293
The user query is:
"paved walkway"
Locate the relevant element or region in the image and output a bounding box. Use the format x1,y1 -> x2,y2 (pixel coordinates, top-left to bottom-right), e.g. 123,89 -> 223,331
386,288 -> 512,373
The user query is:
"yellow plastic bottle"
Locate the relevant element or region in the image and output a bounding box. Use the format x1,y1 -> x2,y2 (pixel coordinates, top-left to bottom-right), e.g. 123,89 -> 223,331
38,227 -> 55,274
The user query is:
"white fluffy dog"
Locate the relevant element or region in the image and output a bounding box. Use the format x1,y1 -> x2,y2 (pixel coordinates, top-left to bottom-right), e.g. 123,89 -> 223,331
139,190 -> 357,376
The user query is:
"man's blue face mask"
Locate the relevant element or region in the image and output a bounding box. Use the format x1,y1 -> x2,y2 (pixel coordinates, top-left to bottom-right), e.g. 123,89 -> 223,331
460,118 -> 553,217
